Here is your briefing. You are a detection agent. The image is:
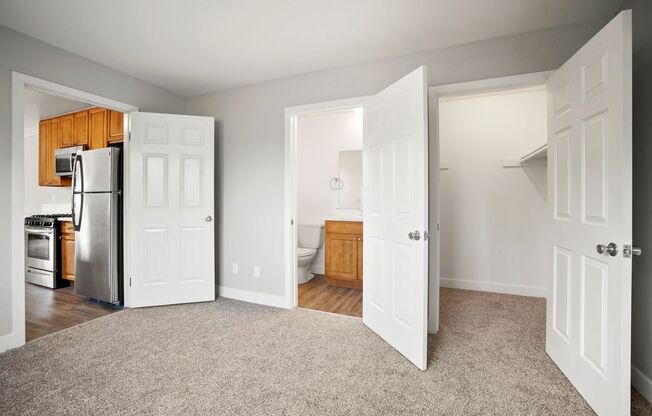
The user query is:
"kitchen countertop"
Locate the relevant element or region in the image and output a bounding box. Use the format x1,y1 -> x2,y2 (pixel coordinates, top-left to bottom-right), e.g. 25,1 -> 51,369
323,216 -> 363,222
57,217 -> 73,222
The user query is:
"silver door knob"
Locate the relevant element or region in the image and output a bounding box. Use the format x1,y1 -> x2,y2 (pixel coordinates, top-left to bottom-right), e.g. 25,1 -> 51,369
408,230 -> 421,241
596,242 -> 618,256
205,215 -> 213,222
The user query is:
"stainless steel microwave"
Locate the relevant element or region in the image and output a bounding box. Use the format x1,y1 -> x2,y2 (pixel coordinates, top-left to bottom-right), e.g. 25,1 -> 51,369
54,146 -> 85,176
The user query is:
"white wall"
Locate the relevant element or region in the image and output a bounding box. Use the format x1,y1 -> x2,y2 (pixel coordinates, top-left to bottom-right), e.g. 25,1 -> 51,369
297,109 -> 363,274
186,18 -> 608,300
0,24 -> 187,339
438,86 -> 548,297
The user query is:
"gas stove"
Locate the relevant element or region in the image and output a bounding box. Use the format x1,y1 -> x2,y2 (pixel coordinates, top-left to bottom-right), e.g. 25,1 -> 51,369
24,213 -> 72,228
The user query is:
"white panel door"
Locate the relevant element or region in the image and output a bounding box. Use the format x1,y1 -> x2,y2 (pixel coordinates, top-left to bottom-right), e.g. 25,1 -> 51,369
546,11 -> 632,416
363,66 -> 429,370
127,112 -> 215,307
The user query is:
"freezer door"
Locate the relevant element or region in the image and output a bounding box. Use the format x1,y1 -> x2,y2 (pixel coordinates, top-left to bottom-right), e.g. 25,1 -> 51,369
75,148 -> 120,192
74,192 -> 119,303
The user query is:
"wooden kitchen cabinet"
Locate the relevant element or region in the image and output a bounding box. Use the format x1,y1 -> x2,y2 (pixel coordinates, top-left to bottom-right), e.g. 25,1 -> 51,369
324,220 -> 363,289
38,120 -> 48,186
60,222 -> 75,282
38,107 -> 120,187
89,108 -> 108,149
73,110 -> 89,146
107,110 -> 124,143
59,114 -> 74,148
37,118 -> 71,187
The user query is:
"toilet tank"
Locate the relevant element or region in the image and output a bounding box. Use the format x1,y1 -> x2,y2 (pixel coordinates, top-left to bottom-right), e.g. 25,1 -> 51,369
297,224 -> 324,249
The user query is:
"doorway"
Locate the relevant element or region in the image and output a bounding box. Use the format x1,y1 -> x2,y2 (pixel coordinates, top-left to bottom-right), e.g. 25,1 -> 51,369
21,87 -> 130,341
285,97 -> 367,317
7,72 -> 138,351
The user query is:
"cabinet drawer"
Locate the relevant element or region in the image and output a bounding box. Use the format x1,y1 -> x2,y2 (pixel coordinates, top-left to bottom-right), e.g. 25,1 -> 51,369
60,221 -> 74,234
325,220 -> 362,235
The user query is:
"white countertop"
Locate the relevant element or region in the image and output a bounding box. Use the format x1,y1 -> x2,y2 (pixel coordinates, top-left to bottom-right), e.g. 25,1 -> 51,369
58,217 -> 73,222
323,216 -> 363,222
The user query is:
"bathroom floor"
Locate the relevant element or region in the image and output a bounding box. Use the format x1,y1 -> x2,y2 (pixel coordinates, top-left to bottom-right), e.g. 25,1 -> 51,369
298,274 -> 362,317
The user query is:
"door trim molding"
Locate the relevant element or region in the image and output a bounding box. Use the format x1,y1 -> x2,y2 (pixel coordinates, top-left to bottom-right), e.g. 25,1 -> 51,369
219,286 -> 288,309
284,96 -> 370,310
8,72 -> 138,353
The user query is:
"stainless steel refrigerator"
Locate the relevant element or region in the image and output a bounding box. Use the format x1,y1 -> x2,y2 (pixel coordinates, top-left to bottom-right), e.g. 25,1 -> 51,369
72,147 -> 121,303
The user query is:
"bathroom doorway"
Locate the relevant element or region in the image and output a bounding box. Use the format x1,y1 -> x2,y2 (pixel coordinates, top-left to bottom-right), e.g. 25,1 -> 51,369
285,97 -> 367,317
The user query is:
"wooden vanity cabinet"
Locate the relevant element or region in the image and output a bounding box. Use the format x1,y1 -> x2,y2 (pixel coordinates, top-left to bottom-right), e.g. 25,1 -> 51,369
60,222 -> 75,282
324,220 -> 363,289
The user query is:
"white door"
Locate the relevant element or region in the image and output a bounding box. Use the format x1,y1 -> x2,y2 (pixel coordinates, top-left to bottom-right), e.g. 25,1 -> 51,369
127,112 -> 215,307
546,11 -> 632,416
363,66 -> 430,370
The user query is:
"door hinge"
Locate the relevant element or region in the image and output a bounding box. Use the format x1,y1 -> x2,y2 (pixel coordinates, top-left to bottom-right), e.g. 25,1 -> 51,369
129,277 -> 132,287
424,231 -> 430,241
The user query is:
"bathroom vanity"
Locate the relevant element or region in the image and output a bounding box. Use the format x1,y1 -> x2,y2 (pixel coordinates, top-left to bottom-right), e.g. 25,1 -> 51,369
324,220 -> 363,289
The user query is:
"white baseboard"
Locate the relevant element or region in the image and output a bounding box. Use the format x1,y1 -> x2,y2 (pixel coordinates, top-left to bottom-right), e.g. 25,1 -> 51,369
0,333 -> 16,353
633,366 -> 652,403
218,286 -> 290,309
440,277 -> 545,298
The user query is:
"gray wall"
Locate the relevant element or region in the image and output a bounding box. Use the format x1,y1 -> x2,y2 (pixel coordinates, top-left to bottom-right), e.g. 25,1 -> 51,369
624,0 -> 652,397
187,19 -> 608,298
0,25 -> 187,337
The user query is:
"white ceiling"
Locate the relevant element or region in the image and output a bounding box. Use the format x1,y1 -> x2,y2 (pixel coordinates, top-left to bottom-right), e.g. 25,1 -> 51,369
0,0 -> 623,97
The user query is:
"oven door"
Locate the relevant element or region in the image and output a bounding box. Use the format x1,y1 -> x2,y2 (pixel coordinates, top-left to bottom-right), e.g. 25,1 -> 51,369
24,226 -> 55,271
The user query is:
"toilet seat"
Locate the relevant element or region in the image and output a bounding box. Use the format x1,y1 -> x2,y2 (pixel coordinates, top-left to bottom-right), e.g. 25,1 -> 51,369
297,247 -> 316,257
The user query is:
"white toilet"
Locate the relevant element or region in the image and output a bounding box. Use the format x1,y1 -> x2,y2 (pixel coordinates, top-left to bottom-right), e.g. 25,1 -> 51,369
297,224 -> 324,284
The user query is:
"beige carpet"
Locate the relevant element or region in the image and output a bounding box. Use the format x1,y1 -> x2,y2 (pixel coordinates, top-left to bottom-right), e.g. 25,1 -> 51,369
0,288 -> 647,415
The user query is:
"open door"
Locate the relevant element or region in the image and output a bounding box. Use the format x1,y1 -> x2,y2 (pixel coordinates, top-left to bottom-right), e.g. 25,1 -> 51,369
126,112 -> 215,307
363,66 -> 430,369
546,11 -> 632,416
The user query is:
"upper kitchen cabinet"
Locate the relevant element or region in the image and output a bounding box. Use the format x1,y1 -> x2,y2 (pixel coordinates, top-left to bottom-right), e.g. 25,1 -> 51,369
89,108 -> 108,149
38,120 -> 48,186
73,110 -> 89,146
38,118 -> 70,187
37,107 -> 123,187
108,110 -> 124,143
59,114 -> 74,148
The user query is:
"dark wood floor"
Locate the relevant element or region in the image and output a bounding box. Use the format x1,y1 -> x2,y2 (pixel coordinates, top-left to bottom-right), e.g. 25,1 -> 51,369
298,274 -> 362,317
25,283 -> 119,341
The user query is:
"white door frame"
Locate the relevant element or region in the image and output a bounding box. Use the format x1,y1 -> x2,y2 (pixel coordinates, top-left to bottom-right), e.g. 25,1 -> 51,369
284,96 -> 370,309
282,71 -> 554,314
430,70 -> 554,99
6,72 -> 138,352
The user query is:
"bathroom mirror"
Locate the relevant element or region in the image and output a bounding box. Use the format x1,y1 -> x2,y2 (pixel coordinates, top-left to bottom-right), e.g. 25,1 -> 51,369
338,150 -> 362,209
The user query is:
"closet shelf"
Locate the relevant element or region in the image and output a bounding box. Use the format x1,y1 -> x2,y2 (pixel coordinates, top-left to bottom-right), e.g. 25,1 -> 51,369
519,143 -> 548,164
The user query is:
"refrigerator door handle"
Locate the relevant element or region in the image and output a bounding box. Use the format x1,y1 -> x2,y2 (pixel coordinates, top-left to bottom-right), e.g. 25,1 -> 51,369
72,193 -> 83,232
72,154 -> 84,193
